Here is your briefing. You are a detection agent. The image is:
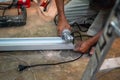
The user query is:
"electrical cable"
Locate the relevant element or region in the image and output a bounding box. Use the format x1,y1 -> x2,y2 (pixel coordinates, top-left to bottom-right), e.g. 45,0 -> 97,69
71,22 -> 89,32
54,14 -> 58,25
71,31 -> 82,44
18,53 -> 83,72
54,15 -> 90,32
72,31 -> 82,40
2,9 -> 6,16
0,0 -> 16,10
0,0 -> 17,16
0,54 -> 37,80
71,22 -> 92,44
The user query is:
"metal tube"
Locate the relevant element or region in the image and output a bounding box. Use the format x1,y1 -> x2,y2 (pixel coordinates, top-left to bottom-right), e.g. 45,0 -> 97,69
0,37 -> 74,51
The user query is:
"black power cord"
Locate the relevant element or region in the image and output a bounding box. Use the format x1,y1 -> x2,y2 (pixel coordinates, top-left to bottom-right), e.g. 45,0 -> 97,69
0,0 -> 16,10
0,0 -> 17,16
18,53 -> 83,72
54,15 -> 90,32
71,22 -> 89,32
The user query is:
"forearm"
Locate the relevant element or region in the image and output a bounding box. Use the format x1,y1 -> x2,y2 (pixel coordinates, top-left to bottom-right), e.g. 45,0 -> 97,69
88,30 -> 103,46
55,0 -> 65,18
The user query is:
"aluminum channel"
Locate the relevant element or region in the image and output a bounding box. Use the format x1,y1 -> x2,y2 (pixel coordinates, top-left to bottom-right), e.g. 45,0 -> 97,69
0,37 -> 74,51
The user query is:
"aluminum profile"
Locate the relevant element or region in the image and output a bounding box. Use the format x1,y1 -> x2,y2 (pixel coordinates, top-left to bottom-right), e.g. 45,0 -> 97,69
0,37 -> 74,51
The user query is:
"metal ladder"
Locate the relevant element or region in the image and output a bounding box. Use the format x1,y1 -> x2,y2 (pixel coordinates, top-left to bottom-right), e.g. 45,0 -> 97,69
81,0 -> 120,80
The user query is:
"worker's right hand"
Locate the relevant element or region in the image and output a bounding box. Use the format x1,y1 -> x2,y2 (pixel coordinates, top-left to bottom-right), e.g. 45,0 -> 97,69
57,17 -> 71,36
74,41 -> 91,53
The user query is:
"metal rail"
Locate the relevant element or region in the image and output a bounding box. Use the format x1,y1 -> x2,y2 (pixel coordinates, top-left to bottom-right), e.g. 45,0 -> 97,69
0,37 -> 74,51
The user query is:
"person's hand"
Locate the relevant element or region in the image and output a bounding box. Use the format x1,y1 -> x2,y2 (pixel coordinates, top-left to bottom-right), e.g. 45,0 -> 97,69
57,17 -> 71,36
74,40 -> 91,54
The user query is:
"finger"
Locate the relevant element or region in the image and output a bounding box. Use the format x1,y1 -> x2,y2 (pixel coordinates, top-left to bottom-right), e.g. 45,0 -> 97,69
74,43 -> 81,51
57,30 -> 61,36
57,28 -> 63,36
89,47 -> 95,55
74,43 -> 80,49
79,47 -> 85,53
74,47 -> 85,54
68,26 -> 72,31
65,25 -> 71,31
74,44 -> 86,53
74,46 -> 80,51
76,41 -> 83,47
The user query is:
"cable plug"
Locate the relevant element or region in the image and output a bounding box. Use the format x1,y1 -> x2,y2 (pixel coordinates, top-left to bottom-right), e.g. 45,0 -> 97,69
18,65 -> 29,72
